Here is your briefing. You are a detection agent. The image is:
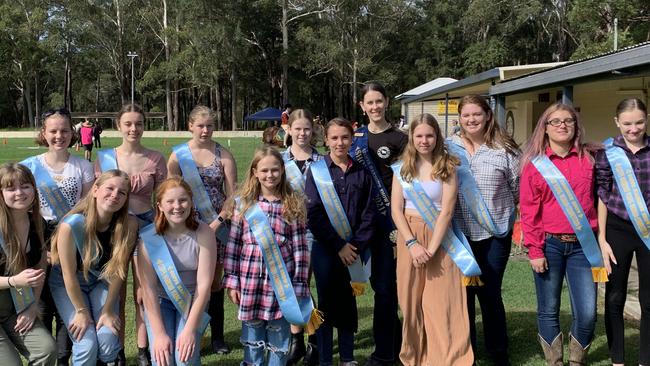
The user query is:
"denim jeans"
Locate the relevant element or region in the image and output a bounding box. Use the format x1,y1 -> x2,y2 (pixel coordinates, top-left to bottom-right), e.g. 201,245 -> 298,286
467,233 -> 511,359
240,318 -> 290,366
533,236 -> 597,348
369,234 -> 402,363
316,323 -> 354,366
48,265 -> 121,365
143,297 -> 202,366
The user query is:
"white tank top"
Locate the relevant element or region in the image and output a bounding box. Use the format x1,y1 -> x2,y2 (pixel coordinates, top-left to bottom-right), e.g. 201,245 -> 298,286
404,179 -> 443,211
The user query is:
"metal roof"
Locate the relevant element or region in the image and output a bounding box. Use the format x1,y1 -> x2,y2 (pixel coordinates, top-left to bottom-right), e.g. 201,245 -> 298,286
395,77 -> 457,100
490,42 -> 650,95
401,68 -> 501,104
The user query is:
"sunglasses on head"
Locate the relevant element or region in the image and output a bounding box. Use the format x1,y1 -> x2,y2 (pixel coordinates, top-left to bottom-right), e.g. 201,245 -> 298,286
41,108 -> 71,120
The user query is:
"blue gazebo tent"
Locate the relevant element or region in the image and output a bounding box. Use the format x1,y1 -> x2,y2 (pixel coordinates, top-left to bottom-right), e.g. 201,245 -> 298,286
243,107 -> 282,130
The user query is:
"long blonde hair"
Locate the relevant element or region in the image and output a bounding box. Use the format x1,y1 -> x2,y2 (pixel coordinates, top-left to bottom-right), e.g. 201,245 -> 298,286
232,146 -> 306,223
51,170 -> 135,281
0,163 -> 44,275
400,114 -> 459,182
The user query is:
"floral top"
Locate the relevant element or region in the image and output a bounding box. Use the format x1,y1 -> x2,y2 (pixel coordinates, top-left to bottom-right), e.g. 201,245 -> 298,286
197,144 -> 227,261
222,197 -> 310,321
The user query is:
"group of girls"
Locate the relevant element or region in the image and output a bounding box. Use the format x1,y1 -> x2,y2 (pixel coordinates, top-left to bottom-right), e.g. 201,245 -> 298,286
0,82 -> 647,366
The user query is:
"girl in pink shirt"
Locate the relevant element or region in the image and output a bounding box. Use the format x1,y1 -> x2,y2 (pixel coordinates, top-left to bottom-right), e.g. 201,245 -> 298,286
519,102 -> 601,366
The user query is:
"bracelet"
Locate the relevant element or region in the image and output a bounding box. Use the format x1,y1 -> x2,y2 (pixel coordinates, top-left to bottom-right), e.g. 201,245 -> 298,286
75,307 -> 87,314
8,276 -> 14,288
405,238 -> 418,248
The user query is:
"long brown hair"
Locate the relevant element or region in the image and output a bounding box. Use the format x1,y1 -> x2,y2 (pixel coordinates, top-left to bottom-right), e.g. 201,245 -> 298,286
233,146 -> 306,223
153,177 -> 200,234
458,95 -> 518,155
520,102 -> 600,173
115,103 -> 145,129
400,114 -> 459,182
0,163 -> 44,275
51,170 -> 136,281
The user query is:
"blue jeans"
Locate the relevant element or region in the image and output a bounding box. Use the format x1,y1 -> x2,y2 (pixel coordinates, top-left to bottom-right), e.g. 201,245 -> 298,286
132,209 -> 155,229
143,297 -> 202,366
467,234 -> 511,359
316,323 -> 354,366
240,318 -> 290,366
48,266 -> 121,365
369,234 -> 402,363
533,236 -> 597,348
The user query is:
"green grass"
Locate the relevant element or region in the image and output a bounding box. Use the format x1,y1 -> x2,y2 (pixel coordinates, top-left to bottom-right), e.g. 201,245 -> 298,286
3,137 -> 640,365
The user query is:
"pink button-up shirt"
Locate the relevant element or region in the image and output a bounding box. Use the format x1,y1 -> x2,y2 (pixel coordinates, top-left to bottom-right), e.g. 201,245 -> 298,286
520,147 -> 598,260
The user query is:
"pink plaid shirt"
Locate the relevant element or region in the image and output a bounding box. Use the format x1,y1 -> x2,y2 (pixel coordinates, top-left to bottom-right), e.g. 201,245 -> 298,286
222,196 -> 310,321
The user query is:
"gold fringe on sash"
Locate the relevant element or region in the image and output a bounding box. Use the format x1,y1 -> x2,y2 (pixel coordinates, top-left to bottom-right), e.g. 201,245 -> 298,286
350,282 -> 366,296
462,276 -> 484,287
305,309 -> 324,335
592,267 -> 609,283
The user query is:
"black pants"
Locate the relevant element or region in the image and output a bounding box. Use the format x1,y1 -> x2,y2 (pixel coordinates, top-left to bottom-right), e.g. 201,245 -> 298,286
41,267 -> 72,360
604,212 -> 650,364
467,233 -> 511,360
94,135 -> 101,148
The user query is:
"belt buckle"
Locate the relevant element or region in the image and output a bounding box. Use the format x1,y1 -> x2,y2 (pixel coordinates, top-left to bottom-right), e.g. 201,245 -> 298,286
559,234 -> 577,242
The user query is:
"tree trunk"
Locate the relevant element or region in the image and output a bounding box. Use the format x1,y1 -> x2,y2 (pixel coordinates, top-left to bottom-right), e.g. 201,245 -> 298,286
24,79 -> 34,128
34,72 -> 40,128
215,79 -> 223,131
231,68 -> 237,131
172,80 -> 180,131
95,73 -> 101,113
281,0 -> 289,105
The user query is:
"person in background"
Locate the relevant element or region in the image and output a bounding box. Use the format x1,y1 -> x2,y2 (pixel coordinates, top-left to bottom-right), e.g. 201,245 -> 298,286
0,163 -> 56,366
93,122 -> 103,148
80,120 -> 94,162
167,105 -> 237,356
21,107 -> 93,366
595,98 -> 650,366
520,102 -> 603,366
449,95 -> 520,365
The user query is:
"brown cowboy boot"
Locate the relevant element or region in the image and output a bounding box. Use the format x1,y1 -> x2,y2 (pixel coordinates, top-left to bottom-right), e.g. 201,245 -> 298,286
538,333 -> 564,366
568,333 -> 591,366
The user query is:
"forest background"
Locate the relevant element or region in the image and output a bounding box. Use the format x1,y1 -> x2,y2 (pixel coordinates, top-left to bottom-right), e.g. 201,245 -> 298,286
1,0 -> 649,130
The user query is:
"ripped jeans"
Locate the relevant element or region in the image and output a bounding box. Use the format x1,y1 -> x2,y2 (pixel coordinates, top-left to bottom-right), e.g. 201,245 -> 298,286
241,318 -> 290,366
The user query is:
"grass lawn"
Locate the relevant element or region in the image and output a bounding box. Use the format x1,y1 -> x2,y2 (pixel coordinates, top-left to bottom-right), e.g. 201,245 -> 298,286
2,137 -> 640,365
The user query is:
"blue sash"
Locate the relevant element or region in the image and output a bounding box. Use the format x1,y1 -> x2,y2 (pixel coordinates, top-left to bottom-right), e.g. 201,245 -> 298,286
310,159 -> 371,295
531,155 -> 607,282
282,150 -> 306,194
173,143 -> 219,224
350,127 -> 397,242
603,138 -> 650,250
447,140 -> 514,237
0,232 -> 35,313
96,149 -> 118,172
240,200 -> 321,333
63,214 -> 101,278
139,224 -> 210,336
20,157 -> 71,221
391,162 -> 482,285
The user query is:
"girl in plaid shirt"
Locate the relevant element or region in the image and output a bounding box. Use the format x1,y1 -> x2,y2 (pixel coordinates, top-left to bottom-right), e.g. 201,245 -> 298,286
223,147 -> 310,366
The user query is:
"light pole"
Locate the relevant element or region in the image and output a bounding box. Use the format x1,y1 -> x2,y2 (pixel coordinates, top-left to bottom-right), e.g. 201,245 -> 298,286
127,52 -> 138,103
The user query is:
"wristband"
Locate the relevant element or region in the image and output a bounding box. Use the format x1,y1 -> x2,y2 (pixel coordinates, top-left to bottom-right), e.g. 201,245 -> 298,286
8,276 -> 14,288
405,238 -> 418,248
217,215 -> 225,223
75,307 -> 87,314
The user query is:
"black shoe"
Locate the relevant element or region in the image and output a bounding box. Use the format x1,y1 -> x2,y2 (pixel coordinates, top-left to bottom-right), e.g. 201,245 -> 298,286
116,349 -> 127,366
137,347 -> 151,366
303,341 -> 319,366
57,357 -> 69,366
286,332 -> 306,365
211,338 -> 231,355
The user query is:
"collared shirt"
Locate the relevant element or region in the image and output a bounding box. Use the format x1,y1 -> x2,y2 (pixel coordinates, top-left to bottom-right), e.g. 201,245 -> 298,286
450,136 -> 520,241
222,196 -> 310,321
304,155 -> 377,253
283,147 -> 323,176
595,134 -> 650,221
520,147 -> 598,260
